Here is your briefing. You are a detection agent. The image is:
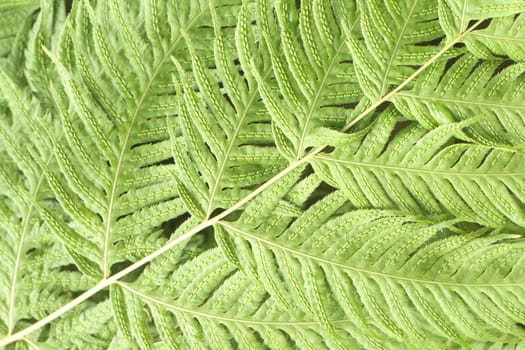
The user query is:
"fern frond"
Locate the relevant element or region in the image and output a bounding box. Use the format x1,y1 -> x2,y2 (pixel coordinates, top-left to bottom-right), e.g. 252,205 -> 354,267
455,13 -> 525,61
0,0 -> 524,349
23,0 -> 66,106
29,300 -> 114,349
221,177 -> 525,347
349,0 -> 459,101
313,109 -> 525,228
392,54 -> 525,147
439,0 -> 525,37
250,0 -> 362,159
0,55 -> 90,338
170,1 -> 287,220
112,247 -> 404,350
42,0 -> 238,277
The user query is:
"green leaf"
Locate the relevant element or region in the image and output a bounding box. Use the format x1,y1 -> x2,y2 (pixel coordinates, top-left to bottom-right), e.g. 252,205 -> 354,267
115,248 -> 399,349
251,0 -> 362,159
349,0 -> 460,101
392,54 -> 525,147
439,0 -> 525,35
314,109 -> 525,228
454,13 -> 525,61
222,186 -> 525,346
0,0 -> 524,349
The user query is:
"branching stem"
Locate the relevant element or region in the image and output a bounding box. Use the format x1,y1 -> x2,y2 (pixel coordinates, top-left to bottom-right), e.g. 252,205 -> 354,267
0,19 -> 482,348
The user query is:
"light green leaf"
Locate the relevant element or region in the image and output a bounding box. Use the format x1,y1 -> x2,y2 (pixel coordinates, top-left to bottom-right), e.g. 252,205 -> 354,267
314,109 -> 525,228
0,1 -> 523,349
392,54 -> 525,147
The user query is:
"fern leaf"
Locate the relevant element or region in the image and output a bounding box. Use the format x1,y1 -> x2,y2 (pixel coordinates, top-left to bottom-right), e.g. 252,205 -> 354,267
112,248 -> 403,350
349,0 -> 460,101
0,72 -> 90,340
451,13 -> 525,61
439,0 -> 525,36
36,301 -> 114,349
170,1 -> 287,219
251,0 -> 362,159
221,180 -> 525,346
1,0 -> 525,349
24,0 -> 66,106
313,109 -> 525,228
43,0 -> 233,277
392,54 -> 525,147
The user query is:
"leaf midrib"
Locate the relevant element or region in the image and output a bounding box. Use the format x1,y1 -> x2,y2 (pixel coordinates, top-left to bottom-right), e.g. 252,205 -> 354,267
120,282 -> 373,327
8,168 -> 48,334
378,0 -> 419,96
119,282 -> 321,326
5,96 -> 62,335
314,154 -> 525,177
460,0 -> 468,30
472,32 -> 525,42
397,92 -> 525,109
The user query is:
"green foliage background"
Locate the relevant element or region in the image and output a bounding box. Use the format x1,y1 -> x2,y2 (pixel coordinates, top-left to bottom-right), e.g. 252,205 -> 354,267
0,0 -> 524,349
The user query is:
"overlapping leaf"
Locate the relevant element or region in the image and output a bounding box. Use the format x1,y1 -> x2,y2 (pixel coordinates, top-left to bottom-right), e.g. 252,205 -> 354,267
220,173 -> 525,347
349,0 -> 457,101
112,246 -> 405,350
0,36 -> 86,342
313,109 -> 525,228
250,0 -> 362,159
457,14 -> 525,61
0,0 -> 524,349
439,0 -> 525,39
392,54 -> 525,147
42,0 -> 242,278
170,1 -> 286,219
